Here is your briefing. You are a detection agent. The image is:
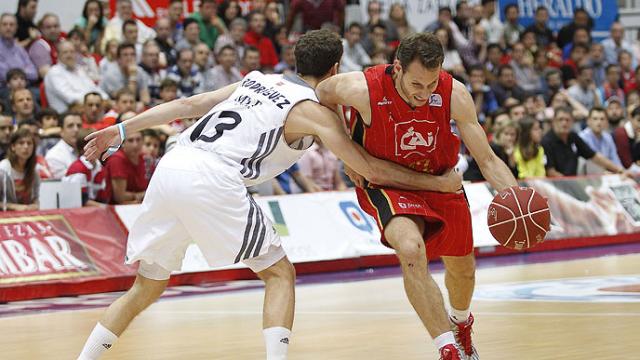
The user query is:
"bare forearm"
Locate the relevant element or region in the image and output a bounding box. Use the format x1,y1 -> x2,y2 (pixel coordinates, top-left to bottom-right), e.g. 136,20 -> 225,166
370,160 -> 444,191
121,90 -> 227,133
479,156 -> 518,191
593,153 -> 624,174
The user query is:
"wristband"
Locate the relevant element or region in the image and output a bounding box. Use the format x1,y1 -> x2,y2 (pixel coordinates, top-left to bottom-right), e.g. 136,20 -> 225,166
102,123 -> 126,160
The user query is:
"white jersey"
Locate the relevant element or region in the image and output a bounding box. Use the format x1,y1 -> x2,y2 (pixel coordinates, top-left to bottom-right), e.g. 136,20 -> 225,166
177,71 -> 317,186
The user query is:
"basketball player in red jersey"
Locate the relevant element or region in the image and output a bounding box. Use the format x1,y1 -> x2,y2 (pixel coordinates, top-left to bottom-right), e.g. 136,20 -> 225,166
317,33 -> 518,359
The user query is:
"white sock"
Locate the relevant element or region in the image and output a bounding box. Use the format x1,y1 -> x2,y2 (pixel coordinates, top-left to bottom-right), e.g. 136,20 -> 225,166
434,331 -> 456,349
449,307 -> 470,324
77,322 -> 118,360
263,326 -> 291,360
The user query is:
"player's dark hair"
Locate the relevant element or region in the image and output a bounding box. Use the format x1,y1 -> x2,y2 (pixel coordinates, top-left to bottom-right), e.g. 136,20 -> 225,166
396,32 -> 444,70
294,29 -> 343,78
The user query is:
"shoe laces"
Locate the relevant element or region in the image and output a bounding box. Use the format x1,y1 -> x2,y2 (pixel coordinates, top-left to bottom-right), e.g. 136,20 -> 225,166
454,314 -> 474,356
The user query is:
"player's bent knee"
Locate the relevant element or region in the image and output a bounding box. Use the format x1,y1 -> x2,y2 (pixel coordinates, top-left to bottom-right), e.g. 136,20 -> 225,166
257,256 -> 295,284
394,238 -> 427,266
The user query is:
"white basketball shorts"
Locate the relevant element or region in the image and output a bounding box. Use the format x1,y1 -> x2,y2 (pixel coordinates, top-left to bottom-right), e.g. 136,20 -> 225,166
126,146 -> 285,280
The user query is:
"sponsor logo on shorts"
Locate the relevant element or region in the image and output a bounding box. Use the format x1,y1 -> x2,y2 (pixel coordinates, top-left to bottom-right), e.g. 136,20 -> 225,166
429,94 -> 442,107
398,202 -> 422,209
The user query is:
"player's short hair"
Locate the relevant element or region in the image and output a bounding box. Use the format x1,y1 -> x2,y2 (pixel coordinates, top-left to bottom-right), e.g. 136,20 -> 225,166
294,29 -> 343,78
396,32 -> 444,70
631,106 -> 640,118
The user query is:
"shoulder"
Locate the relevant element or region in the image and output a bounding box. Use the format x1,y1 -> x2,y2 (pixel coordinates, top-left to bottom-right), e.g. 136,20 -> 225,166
450,79 -> 474,119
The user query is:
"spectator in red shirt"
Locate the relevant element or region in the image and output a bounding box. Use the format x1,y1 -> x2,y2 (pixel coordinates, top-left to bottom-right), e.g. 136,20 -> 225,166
286,0 -> 345,33
243,11 -> 278,70
624,67 -> 640,95
106,129 -> 154,204
63,128 -> 111,206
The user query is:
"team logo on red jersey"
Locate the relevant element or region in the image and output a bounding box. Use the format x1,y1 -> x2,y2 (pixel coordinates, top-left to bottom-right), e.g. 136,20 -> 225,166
429,94 -> 442,107
394,119 -> 439,158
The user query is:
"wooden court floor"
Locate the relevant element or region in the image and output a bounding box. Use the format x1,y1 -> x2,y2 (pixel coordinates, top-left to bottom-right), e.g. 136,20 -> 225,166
1,253 -> 639,359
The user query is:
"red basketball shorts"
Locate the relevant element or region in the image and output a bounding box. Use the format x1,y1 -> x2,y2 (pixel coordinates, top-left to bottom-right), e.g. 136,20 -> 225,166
356,187 -> 473,259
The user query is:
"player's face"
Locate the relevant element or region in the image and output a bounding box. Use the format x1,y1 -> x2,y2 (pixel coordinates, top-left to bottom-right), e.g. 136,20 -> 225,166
394,59 -> 439,107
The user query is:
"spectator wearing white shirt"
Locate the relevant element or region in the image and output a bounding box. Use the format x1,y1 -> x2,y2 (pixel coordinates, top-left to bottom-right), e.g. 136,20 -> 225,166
602,22 -> 637,68
479,0 -> 503,45
209,45 -> 242,91
568,65 -> 601,111
101,0 -> 155,52
44,112 -> 82,179
340,22 -> 371,73
44,41 -> 107,113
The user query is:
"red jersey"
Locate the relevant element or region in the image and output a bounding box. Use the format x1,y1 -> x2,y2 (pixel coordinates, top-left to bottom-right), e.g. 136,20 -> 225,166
64,156 -> 111,204
349,65 -> 459,176
106,150 -> 154,196
348,65 -> 472,259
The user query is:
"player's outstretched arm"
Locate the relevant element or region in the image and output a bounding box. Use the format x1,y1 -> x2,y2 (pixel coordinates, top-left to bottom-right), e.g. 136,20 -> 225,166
287,102 -> 461,192
83,83 -> 239,161
452,80 -> 518,191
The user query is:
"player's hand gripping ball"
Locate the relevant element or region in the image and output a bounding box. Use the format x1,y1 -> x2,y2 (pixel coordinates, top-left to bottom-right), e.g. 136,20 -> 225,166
487,186 -> 551,250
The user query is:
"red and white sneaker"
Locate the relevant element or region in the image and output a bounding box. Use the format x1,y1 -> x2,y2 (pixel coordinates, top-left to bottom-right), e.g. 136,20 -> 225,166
450,313 -> 479,359
439,343 -> 466,360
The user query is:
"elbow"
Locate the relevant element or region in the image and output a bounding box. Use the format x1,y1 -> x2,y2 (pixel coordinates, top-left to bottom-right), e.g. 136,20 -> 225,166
364,163 -> 384,185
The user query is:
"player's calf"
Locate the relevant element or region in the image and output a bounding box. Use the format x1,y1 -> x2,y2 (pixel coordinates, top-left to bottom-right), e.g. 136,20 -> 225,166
256,256 -> 296,360
77,268 -> 169,359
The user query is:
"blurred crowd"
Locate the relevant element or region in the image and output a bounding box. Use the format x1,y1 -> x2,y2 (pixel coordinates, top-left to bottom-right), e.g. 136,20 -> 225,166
0,0 -> 638,211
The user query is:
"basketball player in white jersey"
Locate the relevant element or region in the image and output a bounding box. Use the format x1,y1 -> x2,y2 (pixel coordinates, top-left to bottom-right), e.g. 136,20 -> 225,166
77,30 -> 462,360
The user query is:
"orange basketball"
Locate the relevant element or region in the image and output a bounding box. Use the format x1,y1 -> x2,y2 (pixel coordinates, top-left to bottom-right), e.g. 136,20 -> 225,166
487,186 -> 551,250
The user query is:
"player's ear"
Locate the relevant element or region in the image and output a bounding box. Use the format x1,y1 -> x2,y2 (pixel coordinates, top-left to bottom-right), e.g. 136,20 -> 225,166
393,59 -> 402,73
331,62 -> 339,76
